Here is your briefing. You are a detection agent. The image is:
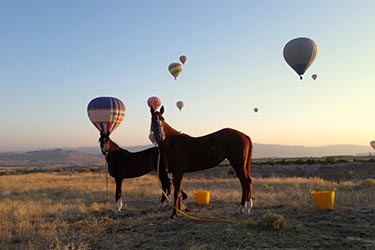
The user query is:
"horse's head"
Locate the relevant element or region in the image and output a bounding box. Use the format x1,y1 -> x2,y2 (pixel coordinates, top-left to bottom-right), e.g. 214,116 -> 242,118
98,132 -> 110,155
150,105 -> 165,144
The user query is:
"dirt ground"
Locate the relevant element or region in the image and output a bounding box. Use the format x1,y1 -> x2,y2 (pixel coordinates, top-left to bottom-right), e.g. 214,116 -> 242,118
89,162 -> 375,250
1,161 -> 374,249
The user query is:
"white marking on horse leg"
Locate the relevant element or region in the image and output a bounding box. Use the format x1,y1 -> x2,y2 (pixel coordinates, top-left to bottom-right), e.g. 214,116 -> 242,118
113,199 -> 123,213
245,199 -> 253,214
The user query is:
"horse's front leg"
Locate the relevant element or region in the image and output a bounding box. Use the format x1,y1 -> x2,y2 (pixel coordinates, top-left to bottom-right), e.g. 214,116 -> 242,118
159,170 -> 171,209
171,174 -> 183,219
113,177 -> 123,213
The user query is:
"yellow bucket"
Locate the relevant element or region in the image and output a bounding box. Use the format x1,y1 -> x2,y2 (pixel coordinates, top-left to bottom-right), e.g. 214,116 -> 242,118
310,189 -> 336,210
194,190 -> 210,205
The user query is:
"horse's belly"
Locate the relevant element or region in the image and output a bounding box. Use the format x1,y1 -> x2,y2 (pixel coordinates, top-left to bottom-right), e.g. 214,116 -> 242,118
184,158 -> 224,172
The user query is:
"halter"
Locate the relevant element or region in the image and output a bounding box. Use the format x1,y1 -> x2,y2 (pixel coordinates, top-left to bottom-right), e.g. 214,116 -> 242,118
151,113 -> 165,144
99,135 -> 110,155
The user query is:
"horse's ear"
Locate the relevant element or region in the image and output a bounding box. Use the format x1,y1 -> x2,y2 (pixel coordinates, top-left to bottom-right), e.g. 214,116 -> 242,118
150,107 -> 155,114
160,105 -> 164,114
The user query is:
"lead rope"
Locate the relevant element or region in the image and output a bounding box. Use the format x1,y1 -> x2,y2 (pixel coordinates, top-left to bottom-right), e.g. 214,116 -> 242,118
156,151 -> 252,225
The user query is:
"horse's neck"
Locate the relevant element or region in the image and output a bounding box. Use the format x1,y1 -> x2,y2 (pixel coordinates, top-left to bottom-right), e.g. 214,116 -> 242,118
163,121 -> 181,136
108,140 -> 121,153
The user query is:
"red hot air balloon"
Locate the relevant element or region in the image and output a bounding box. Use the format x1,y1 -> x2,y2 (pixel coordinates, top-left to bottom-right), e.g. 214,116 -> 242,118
87,97 -> 126,135
147,96 -> 162,110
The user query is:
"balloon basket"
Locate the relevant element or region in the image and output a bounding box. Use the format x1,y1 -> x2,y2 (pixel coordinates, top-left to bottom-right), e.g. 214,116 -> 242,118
194,190 -> 210,205
309,189 -> 335,211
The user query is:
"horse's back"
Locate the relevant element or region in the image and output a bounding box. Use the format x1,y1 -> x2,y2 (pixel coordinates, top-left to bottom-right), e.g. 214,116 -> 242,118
162,128 -> 251,173
107,146 -> 158,178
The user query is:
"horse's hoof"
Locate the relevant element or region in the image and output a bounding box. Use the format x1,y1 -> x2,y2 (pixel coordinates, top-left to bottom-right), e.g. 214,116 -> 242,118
180,203 -> 187,211
110,210 -> 119,219
159,201 -> 170,210
237,205 -> 250,215
170,214 -> 178,219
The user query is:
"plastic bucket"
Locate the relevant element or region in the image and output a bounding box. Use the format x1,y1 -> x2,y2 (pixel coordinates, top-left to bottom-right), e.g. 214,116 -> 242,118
194,190 -> 210,205
310,189 -> 335,210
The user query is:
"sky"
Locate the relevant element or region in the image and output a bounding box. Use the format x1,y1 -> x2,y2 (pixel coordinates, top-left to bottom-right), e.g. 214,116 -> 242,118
1,0 -> 375,152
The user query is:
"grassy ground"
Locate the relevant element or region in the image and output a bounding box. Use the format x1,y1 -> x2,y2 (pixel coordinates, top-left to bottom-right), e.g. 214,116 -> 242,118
1,167 -> 374,249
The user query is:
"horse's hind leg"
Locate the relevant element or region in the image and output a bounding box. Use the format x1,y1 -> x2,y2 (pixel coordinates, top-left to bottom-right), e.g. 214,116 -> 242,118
230,164 -> 249,214
246,176 -> 253,212
171,174 -> 183,219
245,144 -> 253,213
229,155 -> 252,214
113,178 -> 123,213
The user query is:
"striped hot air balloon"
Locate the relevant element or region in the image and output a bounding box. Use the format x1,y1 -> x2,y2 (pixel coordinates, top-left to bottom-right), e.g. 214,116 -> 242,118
147,96 -> 162,110
87,97 -> 126,135
168,62 -> 183,80
283,37 -> 318,80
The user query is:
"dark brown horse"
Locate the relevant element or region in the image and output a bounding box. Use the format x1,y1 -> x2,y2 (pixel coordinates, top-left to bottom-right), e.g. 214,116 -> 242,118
150,106 -> 253,219
99,132 -> 187,213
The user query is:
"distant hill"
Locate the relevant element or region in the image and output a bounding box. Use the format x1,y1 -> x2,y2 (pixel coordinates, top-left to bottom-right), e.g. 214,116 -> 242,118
0,149 -> 104,166
0,144 -> 372,166
74,143 -> 372,159
253,143 -> 373,158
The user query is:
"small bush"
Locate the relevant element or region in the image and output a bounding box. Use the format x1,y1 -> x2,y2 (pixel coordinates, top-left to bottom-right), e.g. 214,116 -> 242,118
258,211 -> 287,231
360,179 -> 375,188
325,156 -> 337,164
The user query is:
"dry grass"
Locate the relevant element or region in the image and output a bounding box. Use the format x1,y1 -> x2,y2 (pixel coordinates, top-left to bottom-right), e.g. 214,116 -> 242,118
1,171 -> 374,249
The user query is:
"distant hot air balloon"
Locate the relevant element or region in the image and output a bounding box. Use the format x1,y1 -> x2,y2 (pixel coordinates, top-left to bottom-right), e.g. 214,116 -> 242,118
253,107 -> 259,113
283,37 -> 318,80
168,62 -> 183,80
176,101 -> 184,111
87,97 -> 126,135
147,96 -> 162,110
179,55 -> 187,65
370,141 -> 375,151
312,74 -> 318,80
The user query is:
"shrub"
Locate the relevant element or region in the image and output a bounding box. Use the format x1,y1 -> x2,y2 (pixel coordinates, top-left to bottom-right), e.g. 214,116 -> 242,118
360,179 -> 375,188
258,211 -> 287,231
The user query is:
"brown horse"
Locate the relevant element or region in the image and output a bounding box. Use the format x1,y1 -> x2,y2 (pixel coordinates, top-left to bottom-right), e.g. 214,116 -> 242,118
150,106 -> 253,219
99,132 -> 187,213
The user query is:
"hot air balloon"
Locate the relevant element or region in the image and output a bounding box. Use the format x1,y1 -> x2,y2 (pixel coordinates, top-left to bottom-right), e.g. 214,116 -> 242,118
253,107 -> 259,113
312,74 -> 318,80
283,37 -> 318,80
168,62 -> 183,80
370,141 -> 375,151
176,101 -> 184,111
147,96 -> 162,110
179,55 -> 187,65
87,97 -> 126,135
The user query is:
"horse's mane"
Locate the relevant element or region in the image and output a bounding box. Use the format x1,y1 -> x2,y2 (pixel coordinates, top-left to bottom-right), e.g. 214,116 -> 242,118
109,139 -> 131,155
161,117 -> 182,136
